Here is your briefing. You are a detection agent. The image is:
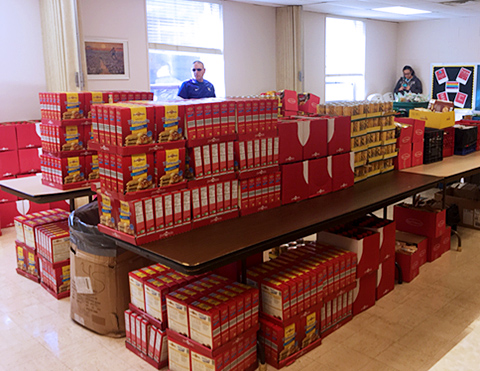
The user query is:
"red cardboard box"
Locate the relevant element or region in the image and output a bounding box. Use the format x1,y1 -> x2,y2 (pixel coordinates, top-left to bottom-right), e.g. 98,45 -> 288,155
18,148 -> 42,174
118,153 -> 155,194
395,231 -> 427,282
376,256 -> 395,300
39,256 -> 70,296
303,118 -> 328,160
0,200 -> 22,227
298,93 -> 320,115
394,145 -> 412,170
327,116 -> 351,155
427,226 -> 451,262
16,122 -> 42,149
155,103 -> 186,142
188,300 -> 222,349
168,337 -> 191,371
0,150 -> 20,177
395,118 -> 425,143
396,124 -> 413,147
317,230 -> 380,278
356,216 -> 396,262
281,161 -> 309,205
156,148 -> 185,187
277,121 -> 303,164
0,124 -> 18,151
280,90 -> 298,112
411,141 -> 424,167
116,104 -> 155,147
394,204 -> 446,239
352,271 -> 376,315
308,156 -> 332,198
331,152 -> 354,192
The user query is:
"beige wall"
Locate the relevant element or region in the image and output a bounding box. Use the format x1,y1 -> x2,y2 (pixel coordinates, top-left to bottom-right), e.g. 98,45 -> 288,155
398,18 -> 480,97
78,0 -> 150,91
0,0 -> 46,121
223,1 -> 277,96
304,12 -> 399,101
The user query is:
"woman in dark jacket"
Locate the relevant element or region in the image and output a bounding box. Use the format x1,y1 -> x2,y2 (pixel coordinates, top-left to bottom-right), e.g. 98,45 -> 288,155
394,65 -> 423,94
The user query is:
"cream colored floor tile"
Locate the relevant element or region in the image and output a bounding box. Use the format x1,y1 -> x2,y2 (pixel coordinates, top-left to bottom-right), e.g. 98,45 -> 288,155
395,327 -> 453,358
358,358 -> 402,371
341,327 -> 395,358
375,342 -> 431,371
359,315 -> 412,342
316,343 -> 373,371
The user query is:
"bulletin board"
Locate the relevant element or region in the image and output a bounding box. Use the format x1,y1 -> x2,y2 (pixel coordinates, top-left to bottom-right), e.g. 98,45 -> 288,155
431,64 -> 476,110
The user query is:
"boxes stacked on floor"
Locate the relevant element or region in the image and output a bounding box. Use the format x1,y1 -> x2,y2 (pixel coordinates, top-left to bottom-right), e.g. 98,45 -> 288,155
165,275 -> 259,371
394,118 -> 426,169
318,222 -> 382,317
0,121 -> 45,228
13,209 -> 70,290
453,124 -> 477,155
394,231 -> 428,282
351,216 -> 396,300
125,263 -> 204,369
394,202 -> 450,272
252,242 -> 356,368
279,115 -> 353,204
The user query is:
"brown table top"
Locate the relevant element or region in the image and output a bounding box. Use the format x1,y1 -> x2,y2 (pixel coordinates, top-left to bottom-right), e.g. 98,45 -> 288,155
112,171 -> 441,274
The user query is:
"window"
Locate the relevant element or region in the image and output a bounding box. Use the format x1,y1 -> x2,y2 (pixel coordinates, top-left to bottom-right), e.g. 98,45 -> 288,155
146,0 -> 225,100
325,17 -> 365,102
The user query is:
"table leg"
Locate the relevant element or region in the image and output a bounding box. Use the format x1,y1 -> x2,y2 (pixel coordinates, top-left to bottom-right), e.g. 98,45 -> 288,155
241,258 -> 247,284
383,207 -> 388,219
442,182 -> 446,209
395,261 -> 403,284
451,229 -> 462,252
69,199 -> 75,212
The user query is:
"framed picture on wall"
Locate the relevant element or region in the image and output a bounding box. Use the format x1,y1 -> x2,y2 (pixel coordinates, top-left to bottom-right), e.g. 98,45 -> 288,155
84,38 -> 129,80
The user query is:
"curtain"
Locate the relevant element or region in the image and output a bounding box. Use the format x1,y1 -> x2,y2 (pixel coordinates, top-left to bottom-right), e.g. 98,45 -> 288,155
276,5 -> 304,92
39,0 -> 82,91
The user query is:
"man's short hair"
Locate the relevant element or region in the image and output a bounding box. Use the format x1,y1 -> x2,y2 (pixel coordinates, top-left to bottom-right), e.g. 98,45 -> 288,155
192,60 -> 204,68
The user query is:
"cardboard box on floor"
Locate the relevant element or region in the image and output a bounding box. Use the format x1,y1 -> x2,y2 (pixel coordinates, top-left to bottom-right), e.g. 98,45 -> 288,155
70,243 -> 151,337
435,189 -> 480,230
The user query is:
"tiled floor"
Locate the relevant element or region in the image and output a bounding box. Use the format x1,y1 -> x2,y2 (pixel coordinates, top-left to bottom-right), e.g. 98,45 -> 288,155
2,217 -> 480,370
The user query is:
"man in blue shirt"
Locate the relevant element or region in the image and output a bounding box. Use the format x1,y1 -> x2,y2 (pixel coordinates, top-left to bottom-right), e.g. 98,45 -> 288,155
178,61 -> 216,99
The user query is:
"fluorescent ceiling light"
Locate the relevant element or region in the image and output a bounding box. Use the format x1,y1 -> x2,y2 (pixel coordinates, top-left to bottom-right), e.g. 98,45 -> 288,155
373,6 -> 431,15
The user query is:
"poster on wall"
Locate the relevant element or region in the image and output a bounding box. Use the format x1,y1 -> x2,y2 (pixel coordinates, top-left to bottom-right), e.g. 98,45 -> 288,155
431,64 -> 475,110
85,38 -> 129,80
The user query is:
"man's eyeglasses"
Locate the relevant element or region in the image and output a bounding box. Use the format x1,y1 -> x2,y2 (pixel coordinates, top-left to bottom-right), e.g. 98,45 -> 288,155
192,68 -> 203,72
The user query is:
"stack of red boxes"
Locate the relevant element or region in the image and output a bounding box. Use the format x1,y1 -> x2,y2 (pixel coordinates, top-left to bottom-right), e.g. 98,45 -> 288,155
165,275 -> 259,371
394,118 -> 426,170
279,115 -> 353,204
252,242 -> 356,368
353,216 -> 396,300
234,97 -> 280,215
13,209 -> 69,288
442,126 -> 455,157
0,121 -> 46,228
317,223 -> 381,316
394,231 -> 428,282
125,263 -> 204,369
394,203 -> 450,265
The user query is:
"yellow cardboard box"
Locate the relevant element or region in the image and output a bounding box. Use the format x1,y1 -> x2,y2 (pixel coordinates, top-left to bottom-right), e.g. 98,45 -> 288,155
409,109 -> 455,129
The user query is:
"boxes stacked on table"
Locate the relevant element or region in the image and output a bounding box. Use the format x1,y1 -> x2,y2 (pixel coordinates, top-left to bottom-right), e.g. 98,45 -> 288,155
319,100 -> 396,182
453,124 -> 477,155
0,121 -> 45,228
394,202 -> 450,277
456,119 -> 480,151
234,97 -> 281,215
394,118 -> 426,169
13,209 -> 70,290
279,115 -> 353,204
253,242 -> 356,368
442,126 -> 455,157
38,91 -> 152,190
